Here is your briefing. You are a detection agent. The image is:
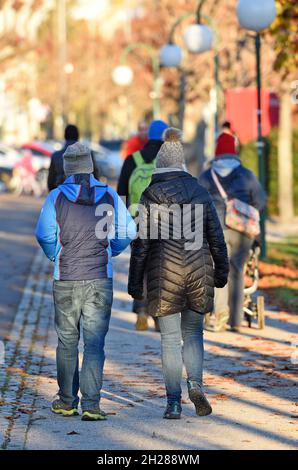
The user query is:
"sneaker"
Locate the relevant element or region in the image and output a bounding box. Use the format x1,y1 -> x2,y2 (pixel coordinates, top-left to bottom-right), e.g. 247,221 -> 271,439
135,314 -> 149,331
81,408 -> 107,421
51,399 -> 79,417
163,402 -> 182,420
187,380 -> 212,416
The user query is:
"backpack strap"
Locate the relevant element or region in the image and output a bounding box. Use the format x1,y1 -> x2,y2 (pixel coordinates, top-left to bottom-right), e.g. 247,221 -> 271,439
132,151 -> 144,167
211,169 -> 228,203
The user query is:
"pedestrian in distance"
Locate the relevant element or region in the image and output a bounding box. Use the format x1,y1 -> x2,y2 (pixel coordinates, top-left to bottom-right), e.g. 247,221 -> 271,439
199,131 -> 266,332
36,142 -> 136,421
118,119 -> 169,332
47,124 -> 79,191
128,128 -> 229,419
121,120 -> 149,159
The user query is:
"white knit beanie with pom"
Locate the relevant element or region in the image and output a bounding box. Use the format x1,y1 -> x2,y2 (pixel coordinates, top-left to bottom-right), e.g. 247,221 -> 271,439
155,127 -> 185,169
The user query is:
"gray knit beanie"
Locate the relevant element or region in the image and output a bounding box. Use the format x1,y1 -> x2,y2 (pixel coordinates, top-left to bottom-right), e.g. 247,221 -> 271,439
155,127 -> 185,169
63,142 -> 94,176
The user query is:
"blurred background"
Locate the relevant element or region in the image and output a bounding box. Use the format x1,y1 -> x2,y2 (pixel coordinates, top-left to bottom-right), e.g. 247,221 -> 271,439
0,1 -> 297,202
0,0 -> 297,324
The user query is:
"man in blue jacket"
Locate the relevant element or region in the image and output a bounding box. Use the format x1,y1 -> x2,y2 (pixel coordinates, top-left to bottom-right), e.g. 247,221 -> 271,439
36,142 -> 136,421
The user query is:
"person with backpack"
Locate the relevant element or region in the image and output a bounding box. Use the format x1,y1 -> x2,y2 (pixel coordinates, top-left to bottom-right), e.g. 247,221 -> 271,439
117,119 -> 168,331
128,128 -> 229,419
36,143 -> 136,421
199,132 -> 266,332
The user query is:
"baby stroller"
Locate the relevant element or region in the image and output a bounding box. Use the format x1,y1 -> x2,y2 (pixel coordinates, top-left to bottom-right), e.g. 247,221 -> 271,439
243,241 -> 265,329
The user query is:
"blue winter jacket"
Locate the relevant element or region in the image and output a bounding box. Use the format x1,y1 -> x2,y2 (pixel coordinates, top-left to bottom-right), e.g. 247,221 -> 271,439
35,174 -> 136,280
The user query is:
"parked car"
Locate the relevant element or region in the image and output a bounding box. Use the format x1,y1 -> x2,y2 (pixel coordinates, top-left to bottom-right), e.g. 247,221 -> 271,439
18,141 -> 57,194
0,143 -> 23,188
19,141 -> 55,169
0,143 -> 22,171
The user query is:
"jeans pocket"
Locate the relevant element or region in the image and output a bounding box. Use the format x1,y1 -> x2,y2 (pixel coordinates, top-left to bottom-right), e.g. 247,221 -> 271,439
89,279 -> 113,307
53,281 -> 75,310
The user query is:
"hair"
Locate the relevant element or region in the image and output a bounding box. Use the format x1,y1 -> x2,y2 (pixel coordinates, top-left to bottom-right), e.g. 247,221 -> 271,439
222,121 -> 231,129
64,124 -> 79,141
163,127 -> 183,143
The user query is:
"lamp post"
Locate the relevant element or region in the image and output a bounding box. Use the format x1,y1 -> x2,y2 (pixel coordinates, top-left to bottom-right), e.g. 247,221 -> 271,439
112,43 -> 161,119
237,0 -> 276,259
159,2 -> 220,140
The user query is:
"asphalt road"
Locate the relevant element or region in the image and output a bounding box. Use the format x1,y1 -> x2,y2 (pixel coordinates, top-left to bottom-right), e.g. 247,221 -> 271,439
0,193 -> 42,339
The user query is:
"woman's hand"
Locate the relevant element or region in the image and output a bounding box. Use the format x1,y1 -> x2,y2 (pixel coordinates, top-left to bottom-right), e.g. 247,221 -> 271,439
128,285 -> 144,300
214,271 -> 228,288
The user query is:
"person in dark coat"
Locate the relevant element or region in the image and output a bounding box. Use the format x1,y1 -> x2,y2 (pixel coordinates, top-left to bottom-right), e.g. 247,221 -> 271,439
199,132 -> 266,332
128,128 -> 229,419
117,119 -> 168,203
47,124 -> 79,191
118,119 -> 168,332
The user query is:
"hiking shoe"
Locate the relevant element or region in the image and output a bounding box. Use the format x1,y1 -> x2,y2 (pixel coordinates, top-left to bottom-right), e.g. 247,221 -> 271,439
135,314 -> 149,331
187,380 -> 212,416
163,402 -> 182,420
81,408 -> 107,421
51,399 -> 79,417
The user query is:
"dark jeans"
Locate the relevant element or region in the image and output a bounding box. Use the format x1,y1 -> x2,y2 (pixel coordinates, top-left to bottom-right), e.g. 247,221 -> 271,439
158,310 -> 204,404
53,278 -> 113,411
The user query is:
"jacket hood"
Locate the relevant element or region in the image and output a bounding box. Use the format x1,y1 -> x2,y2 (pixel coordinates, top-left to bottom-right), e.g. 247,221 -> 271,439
145,171 -> 206,206
58,174 -> 107,205
212,154 -> 241,177
150,170 -> 190,185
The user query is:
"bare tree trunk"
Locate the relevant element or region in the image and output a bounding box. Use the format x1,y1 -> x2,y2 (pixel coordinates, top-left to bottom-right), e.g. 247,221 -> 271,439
278,89 -> 294,222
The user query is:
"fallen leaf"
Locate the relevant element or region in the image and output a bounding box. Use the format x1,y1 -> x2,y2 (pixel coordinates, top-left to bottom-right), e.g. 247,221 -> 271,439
212,394 -> 229,401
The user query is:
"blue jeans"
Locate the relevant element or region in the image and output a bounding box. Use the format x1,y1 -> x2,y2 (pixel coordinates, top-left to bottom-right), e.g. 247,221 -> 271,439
53,278 -> 113,411
158,310 -> 204,404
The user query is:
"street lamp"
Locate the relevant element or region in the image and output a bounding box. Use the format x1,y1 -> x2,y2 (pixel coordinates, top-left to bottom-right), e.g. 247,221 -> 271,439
112,65 -> 134,87
183,24 -> 213,53
112,43 -> 161,119
159,3 -> 219,138
237,0 -> 276,259
159,44 -> 182,68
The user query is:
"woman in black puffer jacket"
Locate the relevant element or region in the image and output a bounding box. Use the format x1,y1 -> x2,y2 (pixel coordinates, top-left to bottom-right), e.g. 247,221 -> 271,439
128,128 -> 229,419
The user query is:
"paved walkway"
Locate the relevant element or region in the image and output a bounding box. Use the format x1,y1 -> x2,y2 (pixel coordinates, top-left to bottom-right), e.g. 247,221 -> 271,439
0,248 -> 297,450
0,194 -> 42,339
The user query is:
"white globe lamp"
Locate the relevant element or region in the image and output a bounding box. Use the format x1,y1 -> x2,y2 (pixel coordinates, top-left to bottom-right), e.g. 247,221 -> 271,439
112,65 -> 134,86
183,24 -> 213,54
236,0 -> 276,32
160,44 -> 183,68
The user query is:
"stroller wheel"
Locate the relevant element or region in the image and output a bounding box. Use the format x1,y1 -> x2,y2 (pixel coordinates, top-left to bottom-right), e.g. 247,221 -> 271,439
257,296 -> 265,329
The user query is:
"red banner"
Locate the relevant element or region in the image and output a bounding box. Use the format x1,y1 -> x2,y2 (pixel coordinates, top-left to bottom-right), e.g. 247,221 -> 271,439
225,88 -> 279,144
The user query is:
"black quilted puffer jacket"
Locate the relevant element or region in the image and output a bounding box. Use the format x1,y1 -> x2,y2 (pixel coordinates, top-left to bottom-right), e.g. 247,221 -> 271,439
128,170 -> 229,317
